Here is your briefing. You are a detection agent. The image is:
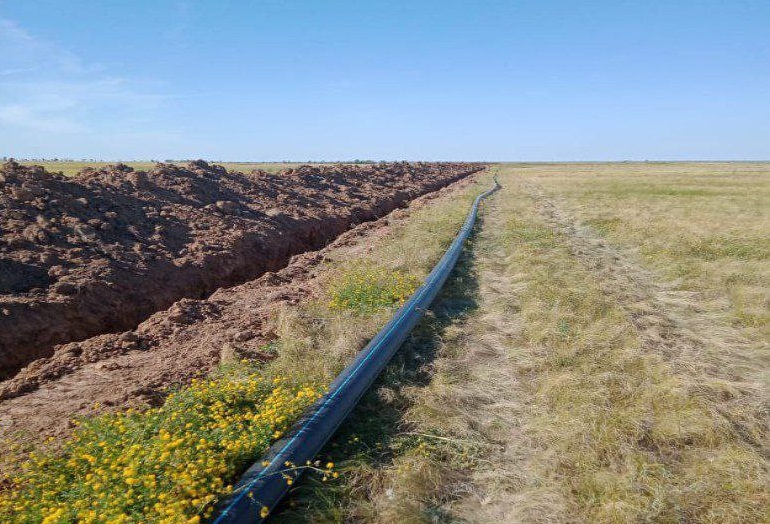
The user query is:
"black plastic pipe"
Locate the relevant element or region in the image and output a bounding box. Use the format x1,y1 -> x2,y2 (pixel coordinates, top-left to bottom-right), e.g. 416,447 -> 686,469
212,177 -> 500,523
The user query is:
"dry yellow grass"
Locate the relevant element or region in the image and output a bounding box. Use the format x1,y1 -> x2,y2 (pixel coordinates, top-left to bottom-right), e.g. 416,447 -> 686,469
516,162 -> 769,351
309,163 -> 768,523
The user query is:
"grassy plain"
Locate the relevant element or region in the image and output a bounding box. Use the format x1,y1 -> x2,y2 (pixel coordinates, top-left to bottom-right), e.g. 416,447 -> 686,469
281,163 -> 768,523
517,162 -> 769,348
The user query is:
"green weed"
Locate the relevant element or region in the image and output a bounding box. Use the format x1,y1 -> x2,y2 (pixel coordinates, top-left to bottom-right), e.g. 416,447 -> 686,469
327,263 -> 420,315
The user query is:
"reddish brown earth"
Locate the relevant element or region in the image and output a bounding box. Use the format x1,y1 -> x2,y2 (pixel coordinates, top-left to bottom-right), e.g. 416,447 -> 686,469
0,172 -> 481,446
0,160 -> 482,382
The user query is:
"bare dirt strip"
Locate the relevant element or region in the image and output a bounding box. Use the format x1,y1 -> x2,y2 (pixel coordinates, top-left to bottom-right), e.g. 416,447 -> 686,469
0,170 -> 482,448
0,160 -> 482,381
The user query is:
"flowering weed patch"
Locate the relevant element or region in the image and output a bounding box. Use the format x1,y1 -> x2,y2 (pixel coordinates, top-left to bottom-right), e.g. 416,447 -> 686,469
327,264 -> 420,314
0,367 -> 323,524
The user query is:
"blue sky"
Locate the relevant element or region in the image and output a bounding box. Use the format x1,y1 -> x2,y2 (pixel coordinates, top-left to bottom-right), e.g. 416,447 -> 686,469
1,0 -> 768,161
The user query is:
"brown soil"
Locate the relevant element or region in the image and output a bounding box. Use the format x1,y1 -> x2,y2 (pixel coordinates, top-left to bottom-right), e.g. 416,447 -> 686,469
0,163 -> 482,446
0,160 -> 483,382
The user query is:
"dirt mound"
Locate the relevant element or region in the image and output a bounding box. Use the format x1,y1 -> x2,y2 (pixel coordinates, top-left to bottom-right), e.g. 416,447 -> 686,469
0,173 -> 480,444
0,160 -> 483,380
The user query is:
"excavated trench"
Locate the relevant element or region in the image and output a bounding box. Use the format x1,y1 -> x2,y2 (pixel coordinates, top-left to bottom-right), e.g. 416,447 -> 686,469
0,161 -> 484,380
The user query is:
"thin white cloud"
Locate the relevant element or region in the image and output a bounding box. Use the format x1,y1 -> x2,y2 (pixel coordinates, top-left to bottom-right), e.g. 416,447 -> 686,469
0,18 -> 36,45
0,17 -> 177,152
0,18 -> 88,74
0,66 -> 39,76
0,103 -> 84,133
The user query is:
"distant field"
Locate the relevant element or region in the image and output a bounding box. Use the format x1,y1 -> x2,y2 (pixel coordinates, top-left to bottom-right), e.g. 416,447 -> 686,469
518,162 -> 769,345
18,161 -> 305,176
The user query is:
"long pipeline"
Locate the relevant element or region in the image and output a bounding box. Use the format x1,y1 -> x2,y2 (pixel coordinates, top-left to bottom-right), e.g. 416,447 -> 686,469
212,176 -> 501,523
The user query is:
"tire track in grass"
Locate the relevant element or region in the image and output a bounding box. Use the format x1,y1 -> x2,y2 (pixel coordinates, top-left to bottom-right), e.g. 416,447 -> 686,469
393,177 -> 573,523
516,178 -> 767,455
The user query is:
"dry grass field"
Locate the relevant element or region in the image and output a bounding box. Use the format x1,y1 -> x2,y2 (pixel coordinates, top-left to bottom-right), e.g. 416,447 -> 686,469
520,162 -> 769,352
281,163 -> 768,523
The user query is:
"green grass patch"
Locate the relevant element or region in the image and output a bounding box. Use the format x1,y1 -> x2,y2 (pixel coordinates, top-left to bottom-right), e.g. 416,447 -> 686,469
326,263 -> 421,315
584,216 -> 623,235
503,216 -> 556,246
671,236 -> 769,262
583,183 -> 725,198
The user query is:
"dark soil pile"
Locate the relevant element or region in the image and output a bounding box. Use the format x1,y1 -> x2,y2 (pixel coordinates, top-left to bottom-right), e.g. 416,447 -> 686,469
0,160 -> 483,379
0,174 -> 480,446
